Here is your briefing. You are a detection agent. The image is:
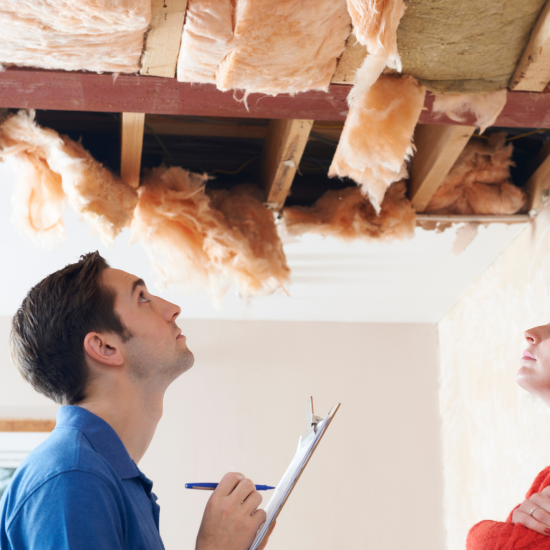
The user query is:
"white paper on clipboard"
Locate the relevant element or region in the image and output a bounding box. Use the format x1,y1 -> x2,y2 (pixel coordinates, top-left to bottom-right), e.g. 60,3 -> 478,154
249,400 -> 339,550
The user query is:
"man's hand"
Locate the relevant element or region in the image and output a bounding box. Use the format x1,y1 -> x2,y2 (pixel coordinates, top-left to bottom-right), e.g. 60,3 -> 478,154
195,472 -> 275,550
512,486 -> 550,536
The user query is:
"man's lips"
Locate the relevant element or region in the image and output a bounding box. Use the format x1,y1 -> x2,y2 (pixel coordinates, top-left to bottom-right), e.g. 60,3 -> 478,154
522,350 -> 536,360
176,330 -> 185,340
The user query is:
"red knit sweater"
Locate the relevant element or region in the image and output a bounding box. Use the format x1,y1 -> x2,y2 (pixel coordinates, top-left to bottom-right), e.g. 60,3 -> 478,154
467,466 -> 550,549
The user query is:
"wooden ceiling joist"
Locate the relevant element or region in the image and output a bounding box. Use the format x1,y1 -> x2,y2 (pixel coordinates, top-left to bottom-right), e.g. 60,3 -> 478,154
260,119 -> 313,209
0,419 -> 55,432
409,124 -> 477,212
120,112 -> 145,188
0,68 -> 549,128
510,0 -> 550,92
140,0 -> 188,78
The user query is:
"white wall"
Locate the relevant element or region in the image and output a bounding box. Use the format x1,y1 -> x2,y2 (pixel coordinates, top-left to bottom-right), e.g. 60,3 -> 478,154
438,202 -> 550,550
0,316 -> 443,550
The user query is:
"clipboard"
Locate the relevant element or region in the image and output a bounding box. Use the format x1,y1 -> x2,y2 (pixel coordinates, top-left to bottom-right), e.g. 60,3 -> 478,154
249,397 -> 340,550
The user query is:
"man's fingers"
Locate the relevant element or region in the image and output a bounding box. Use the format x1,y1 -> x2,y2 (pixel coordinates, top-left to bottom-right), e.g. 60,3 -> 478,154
215,472 -> 244,497
242,490 -> 262,514
231,477 -> 257,504
257,520 -> 276,550
516,510 -> 550,536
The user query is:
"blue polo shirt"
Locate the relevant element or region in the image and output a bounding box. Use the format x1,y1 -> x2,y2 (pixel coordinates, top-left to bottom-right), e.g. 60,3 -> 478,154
0,406 -> 165,549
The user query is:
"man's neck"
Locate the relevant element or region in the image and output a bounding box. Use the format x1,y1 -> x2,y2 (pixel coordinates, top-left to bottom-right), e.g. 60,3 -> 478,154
78,386 -> 164,464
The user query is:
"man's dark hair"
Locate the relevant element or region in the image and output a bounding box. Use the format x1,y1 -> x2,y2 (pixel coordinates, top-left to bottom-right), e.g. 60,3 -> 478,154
10,251 -> 132,405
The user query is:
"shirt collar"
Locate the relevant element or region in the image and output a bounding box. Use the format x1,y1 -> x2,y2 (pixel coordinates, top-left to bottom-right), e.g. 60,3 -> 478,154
56,405 -> 140,480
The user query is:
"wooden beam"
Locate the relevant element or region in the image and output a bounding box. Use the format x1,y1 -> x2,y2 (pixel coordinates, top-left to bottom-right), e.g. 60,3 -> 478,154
145,116 -> 342,142
409,124 -> 476,212
0,68 -> 549,127
525,139 -> 550,210
140,0 -> 187,78
331,34 -> 366,84
120,112 -> 145,188
0,419 -> 55,432
145,115 -> 269,139
260,119 -> 313,209
416,214 -> 531,224
510,1 -> 550,91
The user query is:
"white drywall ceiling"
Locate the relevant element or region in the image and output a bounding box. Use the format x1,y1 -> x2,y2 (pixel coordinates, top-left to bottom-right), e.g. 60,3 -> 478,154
0,162 -> 527,323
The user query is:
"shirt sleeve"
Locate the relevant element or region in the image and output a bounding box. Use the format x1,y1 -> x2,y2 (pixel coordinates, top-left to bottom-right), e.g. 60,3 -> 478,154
6,470 -> 126,550
466,519 -> 550,549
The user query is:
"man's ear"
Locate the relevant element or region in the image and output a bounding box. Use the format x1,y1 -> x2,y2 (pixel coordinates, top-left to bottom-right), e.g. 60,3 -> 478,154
83,332 -> 124,367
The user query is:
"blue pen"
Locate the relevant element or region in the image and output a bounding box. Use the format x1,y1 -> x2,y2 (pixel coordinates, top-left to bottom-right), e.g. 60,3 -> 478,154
185,483 -> 275,491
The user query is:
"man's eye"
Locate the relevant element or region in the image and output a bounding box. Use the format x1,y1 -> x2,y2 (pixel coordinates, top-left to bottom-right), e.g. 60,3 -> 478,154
139,292 -> 149,303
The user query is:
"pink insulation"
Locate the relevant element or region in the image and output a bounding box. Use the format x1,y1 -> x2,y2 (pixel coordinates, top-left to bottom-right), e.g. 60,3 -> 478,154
432,90 -> 508,134
424,133 -> 527,215
0,110 -> 137,248
0,0 -> 150,73
329,75 -> 425,212
176,0 -> 235,84
346,0 -> 406,107
282,181 -> 415,242
177,0 -> 351,96
131,167 -> 290,301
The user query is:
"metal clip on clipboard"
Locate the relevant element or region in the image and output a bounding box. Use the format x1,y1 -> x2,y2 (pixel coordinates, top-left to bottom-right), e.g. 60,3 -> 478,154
299,396 -> 323,447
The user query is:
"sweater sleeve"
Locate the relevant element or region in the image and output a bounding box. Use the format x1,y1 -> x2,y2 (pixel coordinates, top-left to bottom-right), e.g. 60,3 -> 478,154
466,467 -> 550,550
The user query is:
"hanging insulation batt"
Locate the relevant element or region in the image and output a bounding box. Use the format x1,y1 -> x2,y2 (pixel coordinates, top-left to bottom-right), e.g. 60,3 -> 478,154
0,0 -> 151,73
283,181 -> 415,242
329,75 -> 425,212
131,167 -> 290,302
424,133 -> 527,215
432,90 -> 508,134
0,110 -> 137,249
177,0 -> 351,95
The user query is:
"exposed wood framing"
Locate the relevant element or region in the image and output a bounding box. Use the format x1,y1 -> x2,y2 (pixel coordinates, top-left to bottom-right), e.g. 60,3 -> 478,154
409,124 -> 476,212
144,115 -> 342,143
525,139 -> 550,210
510,1 -> 550,91
416,214 -> 531,224
0,68 -> 548,127
140,0 -> 188,78
331,34 -> 366,84
259,119 -> 313,209
121,112 -> 145,188
0,419 -> 55,432
146,115 -> 269,139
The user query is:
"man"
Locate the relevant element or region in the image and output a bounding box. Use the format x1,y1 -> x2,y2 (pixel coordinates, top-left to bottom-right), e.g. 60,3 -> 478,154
0,252 -> 274,549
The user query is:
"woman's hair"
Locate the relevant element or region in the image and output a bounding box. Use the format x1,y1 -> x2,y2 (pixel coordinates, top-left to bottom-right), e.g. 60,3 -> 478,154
10,251 -> 132,405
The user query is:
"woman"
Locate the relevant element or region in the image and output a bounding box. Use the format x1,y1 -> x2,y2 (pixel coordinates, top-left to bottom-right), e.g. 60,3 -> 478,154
467,324 -> 550,548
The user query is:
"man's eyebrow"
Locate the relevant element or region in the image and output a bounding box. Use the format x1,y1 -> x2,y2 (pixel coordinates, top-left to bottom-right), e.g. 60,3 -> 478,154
130,278 -> 146,298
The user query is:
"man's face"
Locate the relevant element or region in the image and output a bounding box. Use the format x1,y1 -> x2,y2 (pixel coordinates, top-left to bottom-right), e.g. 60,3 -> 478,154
101,268 -> 194,388
517,323 -> 550,402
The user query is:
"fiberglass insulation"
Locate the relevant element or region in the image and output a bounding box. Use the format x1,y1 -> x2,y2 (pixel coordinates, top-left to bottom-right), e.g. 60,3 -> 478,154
432,90 -> 508,134
424,133 -> 527,215
0,0 -> 151,73
131,166 -> 290,302
0,110 -> 137,249
283,181 -> 415,242
329,75 -> 425,212
177,0 -> 351,95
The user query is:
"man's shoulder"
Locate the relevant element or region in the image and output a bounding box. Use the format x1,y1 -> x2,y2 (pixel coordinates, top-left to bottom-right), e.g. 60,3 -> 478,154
1,426 -> 120,520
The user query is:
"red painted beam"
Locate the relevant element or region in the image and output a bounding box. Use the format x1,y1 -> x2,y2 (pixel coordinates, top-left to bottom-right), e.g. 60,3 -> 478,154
1,67 -> 550,127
